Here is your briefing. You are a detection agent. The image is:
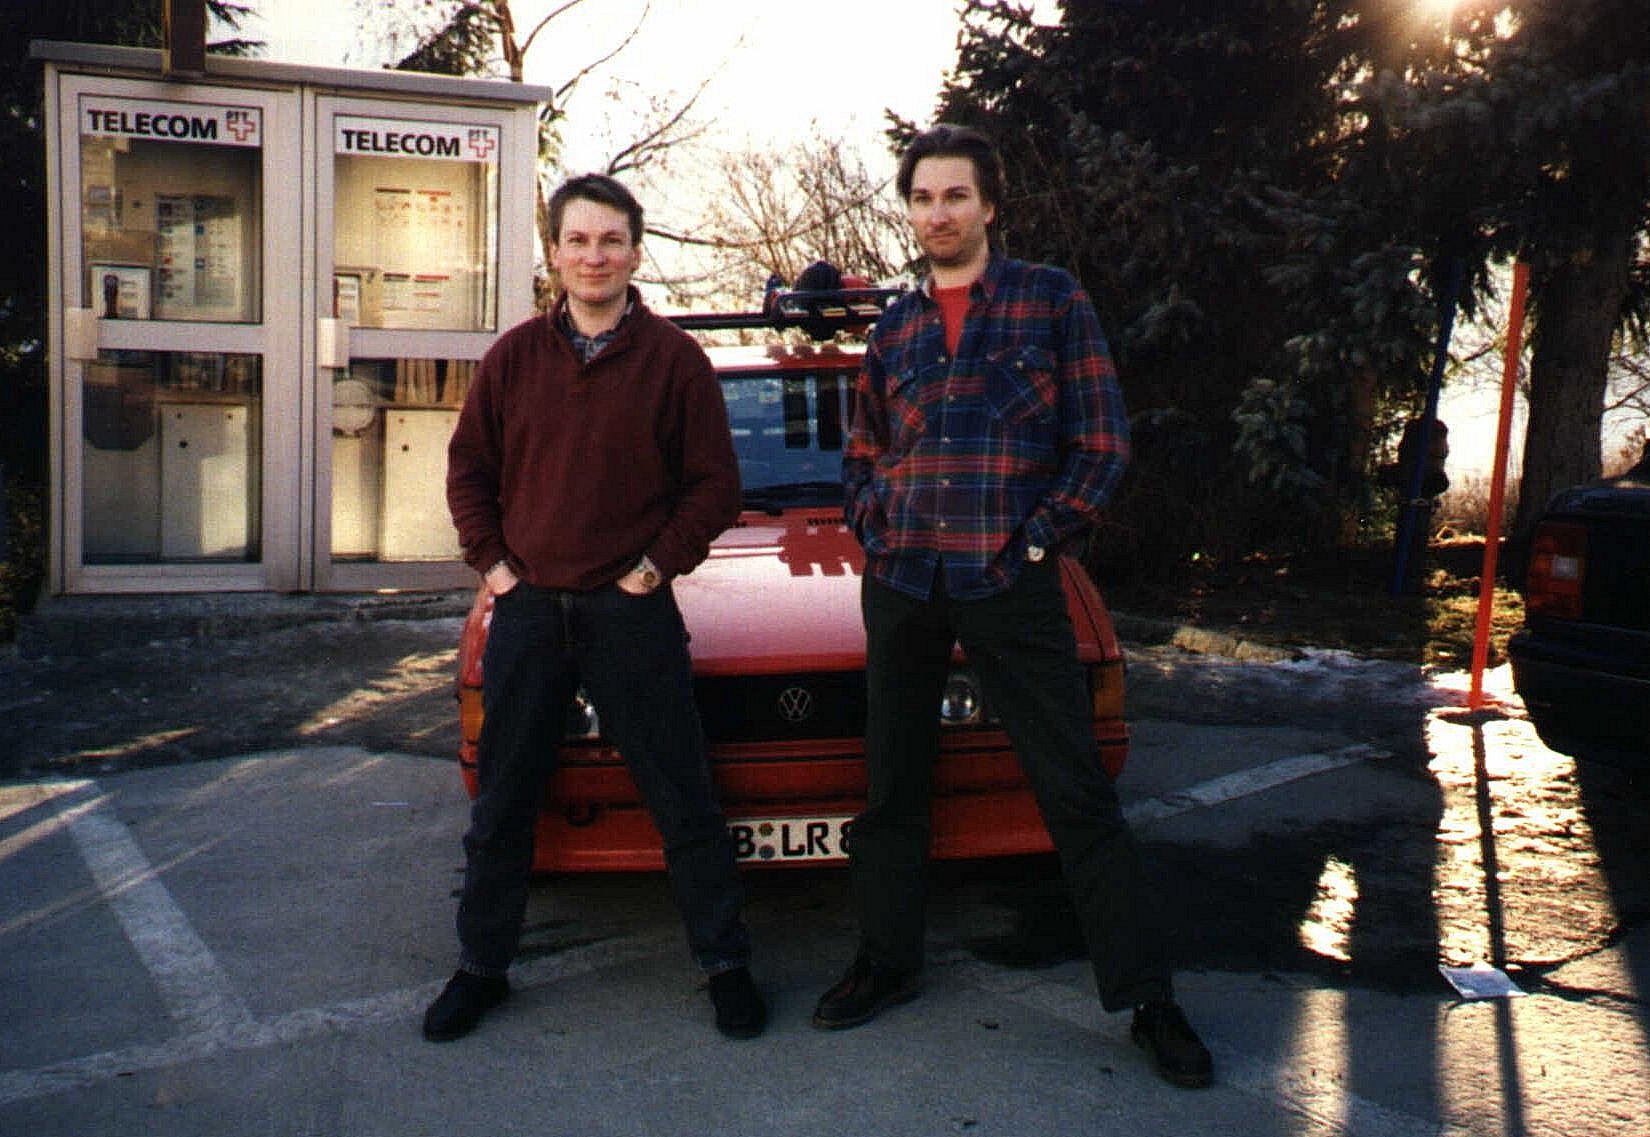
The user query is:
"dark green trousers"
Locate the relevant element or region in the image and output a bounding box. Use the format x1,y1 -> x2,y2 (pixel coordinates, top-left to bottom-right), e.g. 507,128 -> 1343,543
851,560 -> 1171,1011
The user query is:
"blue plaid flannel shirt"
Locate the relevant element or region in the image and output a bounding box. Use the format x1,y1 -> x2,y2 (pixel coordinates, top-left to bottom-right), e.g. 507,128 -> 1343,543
843,255 -> 1131,600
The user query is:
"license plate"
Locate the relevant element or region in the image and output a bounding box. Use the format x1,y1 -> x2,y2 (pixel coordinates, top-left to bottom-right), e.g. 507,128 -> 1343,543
729,815 -> 853,863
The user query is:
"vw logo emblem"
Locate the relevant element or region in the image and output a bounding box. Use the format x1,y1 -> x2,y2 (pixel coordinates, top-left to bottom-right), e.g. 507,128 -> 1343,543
776,686 -> 814,723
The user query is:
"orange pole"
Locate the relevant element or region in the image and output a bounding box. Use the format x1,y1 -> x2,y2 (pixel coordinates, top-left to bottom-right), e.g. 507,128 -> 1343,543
1469,260 -> 1529,710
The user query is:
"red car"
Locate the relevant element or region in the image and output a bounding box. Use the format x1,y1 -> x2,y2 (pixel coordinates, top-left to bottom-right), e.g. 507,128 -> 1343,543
454,278 -> 1129,872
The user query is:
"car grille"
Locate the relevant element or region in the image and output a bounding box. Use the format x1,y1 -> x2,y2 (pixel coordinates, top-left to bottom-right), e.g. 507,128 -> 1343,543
694,671 -> 866,743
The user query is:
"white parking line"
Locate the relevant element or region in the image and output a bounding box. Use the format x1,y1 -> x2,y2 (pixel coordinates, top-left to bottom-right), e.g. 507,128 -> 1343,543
22,780 -> 254,1037
3,778 -> 688,1107
2,744 -> 1391,1110
0,916 -> 680,1107
51,782 -> 255,1038
1125,745 -> 1390,828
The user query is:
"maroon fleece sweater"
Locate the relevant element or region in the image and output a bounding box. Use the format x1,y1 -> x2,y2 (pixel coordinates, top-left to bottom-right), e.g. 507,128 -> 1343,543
446,292 -> 740,589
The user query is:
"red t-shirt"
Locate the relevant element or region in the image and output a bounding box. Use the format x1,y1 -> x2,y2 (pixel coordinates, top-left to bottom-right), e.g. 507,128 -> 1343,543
934,284 -> 971,354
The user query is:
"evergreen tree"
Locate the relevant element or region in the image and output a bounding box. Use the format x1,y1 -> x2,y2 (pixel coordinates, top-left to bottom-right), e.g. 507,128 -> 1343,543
0,2 -> 256,623
1346,0 -> 1650,530
1481,1 -> 1649,528
927,0 -> 1650,578
925,0 -> 1436,572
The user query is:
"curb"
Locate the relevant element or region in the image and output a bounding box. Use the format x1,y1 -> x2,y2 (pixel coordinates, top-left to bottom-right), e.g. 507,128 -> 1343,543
11,590 -> 475,660
10,594 -> 1296,667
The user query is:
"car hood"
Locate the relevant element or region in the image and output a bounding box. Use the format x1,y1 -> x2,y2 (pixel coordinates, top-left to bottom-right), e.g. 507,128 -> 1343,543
677,511 -> 867,675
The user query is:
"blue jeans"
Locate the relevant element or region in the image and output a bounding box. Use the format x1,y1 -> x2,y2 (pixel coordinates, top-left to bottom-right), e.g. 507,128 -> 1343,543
851,560 -> 1170,1011
456,581 -> 750,976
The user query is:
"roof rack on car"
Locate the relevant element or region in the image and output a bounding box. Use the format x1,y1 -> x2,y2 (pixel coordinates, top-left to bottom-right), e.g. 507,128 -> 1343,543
670,262 -> 905,342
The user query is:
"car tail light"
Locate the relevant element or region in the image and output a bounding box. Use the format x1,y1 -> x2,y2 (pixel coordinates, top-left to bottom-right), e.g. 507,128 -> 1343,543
1525,520 -> 1587,620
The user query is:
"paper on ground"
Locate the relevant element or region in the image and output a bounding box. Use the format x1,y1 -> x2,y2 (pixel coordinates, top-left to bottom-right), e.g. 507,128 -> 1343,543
1440,963 -> 1525,1000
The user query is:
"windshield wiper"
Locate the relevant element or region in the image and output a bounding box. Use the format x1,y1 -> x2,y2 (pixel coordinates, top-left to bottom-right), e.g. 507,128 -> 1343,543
741,481 -> 844,514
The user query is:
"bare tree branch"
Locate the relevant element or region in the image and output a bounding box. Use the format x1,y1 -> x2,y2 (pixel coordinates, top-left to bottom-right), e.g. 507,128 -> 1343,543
653,129 -> 917,308
520,0 -> 595,56
547,0 -> 652,106
602,68 -> 716,177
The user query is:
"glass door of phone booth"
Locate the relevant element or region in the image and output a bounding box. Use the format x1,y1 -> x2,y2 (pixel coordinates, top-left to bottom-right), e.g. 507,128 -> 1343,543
58,76 -> 301,592
314,96 -> 512,591
46,50 -> 541,595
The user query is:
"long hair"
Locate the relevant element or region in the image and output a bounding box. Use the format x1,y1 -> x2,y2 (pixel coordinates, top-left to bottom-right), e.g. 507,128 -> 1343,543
894,124 -> 1007,211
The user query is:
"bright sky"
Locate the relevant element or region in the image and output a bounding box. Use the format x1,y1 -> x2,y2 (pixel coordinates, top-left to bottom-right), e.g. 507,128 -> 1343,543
244,2 -> 1634,476
245,0 -> 1047,168
246,0 -> 1060,304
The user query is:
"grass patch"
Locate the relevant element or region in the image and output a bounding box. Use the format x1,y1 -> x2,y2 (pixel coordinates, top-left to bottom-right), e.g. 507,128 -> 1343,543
1103,537 -> 1524,666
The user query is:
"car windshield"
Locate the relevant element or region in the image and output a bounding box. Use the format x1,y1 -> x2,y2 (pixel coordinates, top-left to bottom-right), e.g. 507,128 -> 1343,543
720,370 -> 854,510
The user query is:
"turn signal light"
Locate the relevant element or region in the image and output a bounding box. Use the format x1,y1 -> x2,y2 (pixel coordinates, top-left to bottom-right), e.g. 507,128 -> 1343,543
461,683 -> 602,743
458,685 -> 485,745
1088,658 -> 1126,721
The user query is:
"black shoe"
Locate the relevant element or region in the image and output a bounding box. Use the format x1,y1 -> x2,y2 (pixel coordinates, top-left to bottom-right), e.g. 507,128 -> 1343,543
422,970 -> 510,1042
811,956 -> 919,1030
707,966 -> 768,1039
1131,1000 -> 1213,1088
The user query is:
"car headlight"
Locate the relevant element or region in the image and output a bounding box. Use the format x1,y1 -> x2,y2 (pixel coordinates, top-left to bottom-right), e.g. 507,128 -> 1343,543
565,689 -> 601,739
940,670 -> 984,726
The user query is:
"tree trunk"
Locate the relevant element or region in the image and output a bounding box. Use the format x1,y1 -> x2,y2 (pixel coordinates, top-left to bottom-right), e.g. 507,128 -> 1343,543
1514,226 -> 1636,533
492,0 -> 524,83
1336,364 -> 1379,546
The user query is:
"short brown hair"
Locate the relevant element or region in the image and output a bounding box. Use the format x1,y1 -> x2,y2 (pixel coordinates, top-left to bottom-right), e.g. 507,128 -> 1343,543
547,173 -> 644,245
895,124 -> 1007,211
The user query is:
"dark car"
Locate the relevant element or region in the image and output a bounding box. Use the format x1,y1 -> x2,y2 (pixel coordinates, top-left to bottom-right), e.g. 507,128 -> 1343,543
1509,446 -> 1650,767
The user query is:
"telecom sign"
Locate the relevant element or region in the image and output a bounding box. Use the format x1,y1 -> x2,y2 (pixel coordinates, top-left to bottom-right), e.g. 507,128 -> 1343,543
80,96 -> 262,147
334,116 -> 500,163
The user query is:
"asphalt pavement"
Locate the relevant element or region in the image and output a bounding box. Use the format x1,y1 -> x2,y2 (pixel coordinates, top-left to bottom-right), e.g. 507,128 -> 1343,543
3,594 -> 1648,1136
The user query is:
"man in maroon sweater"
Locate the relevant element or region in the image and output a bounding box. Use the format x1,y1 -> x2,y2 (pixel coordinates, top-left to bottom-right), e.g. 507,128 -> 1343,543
429,174 -> 764,1042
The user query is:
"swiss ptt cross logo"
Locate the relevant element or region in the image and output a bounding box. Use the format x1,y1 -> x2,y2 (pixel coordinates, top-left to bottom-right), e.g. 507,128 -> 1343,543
225,109 -> 258,144
467,128 -> 496,161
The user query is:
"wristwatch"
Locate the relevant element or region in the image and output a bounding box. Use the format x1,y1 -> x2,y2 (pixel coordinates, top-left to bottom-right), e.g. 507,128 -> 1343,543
1026,545 -> 1046,563
636,556 -> 661,590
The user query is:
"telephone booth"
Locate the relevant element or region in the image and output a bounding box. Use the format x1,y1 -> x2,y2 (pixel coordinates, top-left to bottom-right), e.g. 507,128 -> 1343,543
35,41 -> 549,594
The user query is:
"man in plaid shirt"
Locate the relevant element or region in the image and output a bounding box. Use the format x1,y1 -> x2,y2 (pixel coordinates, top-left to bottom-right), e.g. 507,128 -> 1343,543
814,124 -> 1213,1090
